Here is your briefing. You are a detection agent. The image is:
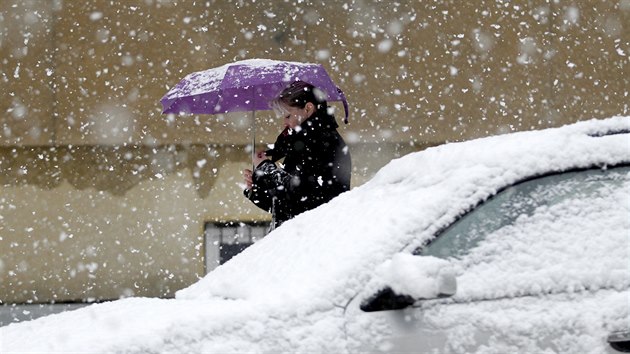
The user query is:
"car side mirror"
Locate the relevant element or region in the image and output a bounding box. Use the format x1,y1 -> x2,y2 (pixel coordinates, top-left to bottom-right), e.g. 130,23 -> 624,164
608,330 -> 630,353
361,253 -> 457,312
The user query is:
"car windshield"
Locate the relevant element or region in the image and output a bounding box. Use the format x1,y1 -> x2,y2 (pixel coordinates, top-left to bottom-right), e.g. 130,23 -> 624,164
418,165 -> 630,260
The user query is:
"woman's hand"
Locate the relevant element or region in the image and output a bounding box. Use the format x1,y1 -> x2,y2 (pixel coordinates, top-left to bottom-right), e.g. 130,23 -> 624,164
244,151 -> 270,189
242,169 -> 253,189
253,150 -> 268,167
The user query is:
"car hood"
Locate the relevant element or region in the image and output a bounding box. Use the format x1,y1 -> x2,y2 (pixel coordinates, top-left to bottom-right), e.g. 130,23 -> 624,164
1,298 -> 250,352
1,296 -> 345,353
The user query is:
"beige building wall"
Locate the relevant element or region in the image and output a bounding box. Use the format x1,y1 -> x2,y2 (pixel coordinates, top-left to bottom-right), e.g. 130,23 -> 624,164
0,143 -> 404,303
1,1 -> 628,303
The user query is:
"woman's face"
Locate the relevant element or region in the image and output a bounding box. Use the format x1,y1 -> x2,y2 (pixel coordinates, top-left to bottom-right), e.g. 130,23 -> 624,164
279,103 -> 315,130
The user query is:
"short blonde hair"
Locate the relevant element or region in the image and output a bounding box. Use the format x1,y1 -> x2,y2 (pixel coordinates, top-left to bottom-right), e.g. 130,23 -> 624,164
270,81 -> 328,116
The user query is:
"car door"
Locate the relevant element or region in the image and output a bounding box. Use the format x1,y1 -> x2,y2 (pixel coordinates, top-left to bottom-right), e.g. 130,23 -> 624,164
346,165 -> 630,354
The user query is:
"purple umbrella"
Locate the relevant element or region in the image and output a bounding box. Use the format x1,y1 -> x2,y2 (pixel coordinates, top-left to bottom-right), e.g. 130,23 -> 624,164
161,59 -> 348,230
161,58 -> 349,122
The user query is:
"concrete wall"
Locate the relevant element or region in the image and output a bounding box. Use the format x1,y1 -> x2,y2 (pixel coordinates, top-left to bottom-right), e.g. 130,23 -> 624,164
1,0 -> 627,303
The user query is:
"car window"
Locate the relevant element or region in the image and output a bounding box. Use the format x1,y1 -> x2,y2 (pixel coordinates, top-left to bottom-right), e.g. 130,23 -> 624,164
418,165 -> 630,261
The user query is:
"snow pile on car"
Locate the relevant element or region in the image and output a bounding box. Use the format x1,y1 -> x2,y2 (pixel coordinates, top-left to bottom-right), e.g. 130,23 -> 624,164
177,116 -> 630,307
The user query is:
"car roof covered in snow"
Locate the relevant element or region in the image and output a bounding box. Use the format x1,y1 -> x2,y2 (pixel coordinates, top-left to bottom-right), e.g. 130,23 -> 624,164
176,116 -> 630,306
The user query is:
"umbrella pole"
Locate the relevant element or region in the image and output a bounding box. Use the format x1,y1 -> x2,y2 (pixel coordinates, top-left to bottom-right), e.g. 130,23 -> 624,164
251,110 -> 256,169
250,109 -> 277,230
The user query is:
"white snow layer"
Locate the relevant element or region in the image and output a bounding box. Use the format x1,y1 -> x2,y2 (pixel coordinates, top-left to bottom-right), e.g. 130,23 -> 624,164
163,58 -> 315,99
176,116 -> 629,306
1,116 -> 629,353
379,254 -> 457,299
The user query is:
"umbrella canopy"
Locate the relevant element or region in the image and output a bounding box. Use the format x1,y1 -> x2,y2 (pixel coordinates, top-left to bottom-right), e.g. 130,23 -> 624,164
161,58 -> 349,122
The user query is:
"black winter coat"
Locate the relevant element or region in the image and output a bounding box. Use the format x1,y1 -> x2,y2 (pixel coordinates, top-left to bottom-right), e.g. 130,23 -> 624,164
245,111 -> 351,228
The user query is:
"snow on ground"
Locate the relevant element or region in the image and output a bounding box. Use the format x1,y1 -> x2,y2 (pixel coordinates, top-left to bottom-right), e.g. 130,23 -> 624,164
1,116 -> 629,353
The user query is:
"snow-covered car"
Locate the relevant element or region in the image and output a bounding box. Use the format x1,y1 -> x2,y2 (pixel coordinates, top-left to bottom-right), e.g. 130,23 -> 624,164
2,117 -> 629,354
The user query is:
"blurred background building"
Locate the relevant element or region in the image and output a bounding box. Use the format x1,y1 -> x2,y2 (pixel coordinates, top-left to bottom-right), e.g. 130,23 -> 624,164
0,0 -> 627,309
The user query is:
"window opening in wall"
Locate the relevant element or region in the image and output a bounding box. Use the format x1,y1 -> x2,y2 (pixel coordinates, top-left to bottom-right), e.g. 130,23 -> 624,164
203,221 -> 270,274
